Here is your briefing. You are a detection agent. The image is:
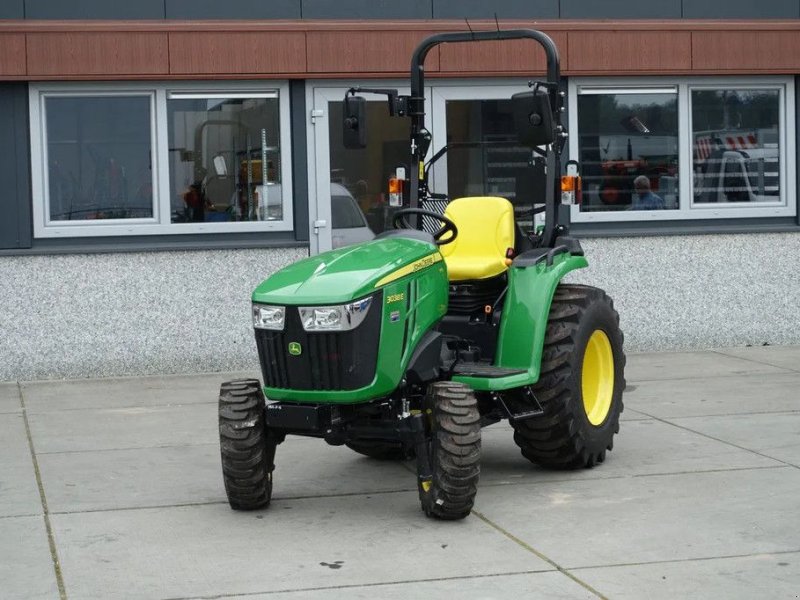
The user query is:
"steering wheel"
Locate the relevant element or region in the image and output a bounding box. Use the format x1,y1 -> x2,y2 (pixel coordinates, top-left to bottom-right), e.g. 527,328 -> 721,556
391,208 -> 458,246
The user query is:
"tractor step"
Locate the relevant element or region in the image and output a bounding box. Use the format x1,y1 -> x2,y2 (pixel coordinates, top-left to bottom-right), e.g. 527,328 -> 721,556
452,363 -> 527,378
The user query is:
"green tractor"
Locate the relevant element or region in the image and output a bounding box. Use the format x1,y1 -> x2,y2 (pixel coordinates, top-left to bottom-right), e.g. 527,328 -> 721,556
218,29 -> 625,520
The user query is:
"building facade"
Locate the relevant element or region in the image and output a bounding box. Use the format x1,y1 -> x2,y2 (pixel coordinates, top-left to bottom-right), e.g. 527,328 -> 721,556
1,1 -> 799,379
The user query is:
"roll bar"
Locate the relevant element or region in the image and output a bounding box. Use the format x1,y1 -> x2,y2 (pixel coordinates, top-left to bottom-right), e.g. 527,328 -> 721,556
406,29 -> 565,248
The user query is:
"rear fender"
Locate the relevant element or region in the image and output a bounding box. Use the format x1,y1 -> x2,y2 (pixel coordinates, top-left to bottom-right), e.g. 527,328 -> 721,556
452,253 -> 587,391
497,253 -> 588,376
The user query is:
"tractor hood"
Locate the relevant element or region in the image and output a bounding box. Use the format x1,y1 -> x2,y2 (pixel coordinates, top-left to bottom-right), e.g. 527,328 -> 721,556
252,237 -> 441,305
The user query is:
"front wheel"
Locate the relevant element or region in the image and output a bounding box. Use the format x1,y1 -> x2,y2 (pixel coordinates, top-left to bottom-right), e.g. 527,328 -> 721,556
512,284 -> 625,469
418,382 -> 481,520
219,379 -> 276,510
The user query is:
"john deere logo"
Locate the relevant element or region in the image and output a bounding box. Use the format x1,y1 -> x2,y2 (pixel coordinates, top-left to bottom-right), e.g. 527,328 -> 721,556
288,342 -> 302,356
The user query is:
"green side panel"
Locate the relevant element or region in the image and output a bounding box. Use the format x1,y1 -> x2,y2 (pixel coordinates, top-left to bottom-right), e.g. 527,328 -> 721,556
261,249 -> 448,404
452,254 -> 588,392
252,237 -> 438,305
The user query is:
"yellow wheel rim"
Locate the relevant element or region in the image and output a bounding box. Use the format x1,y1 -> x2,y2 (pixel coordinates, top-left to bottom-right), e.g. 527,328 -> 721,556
581,330 -> 615,426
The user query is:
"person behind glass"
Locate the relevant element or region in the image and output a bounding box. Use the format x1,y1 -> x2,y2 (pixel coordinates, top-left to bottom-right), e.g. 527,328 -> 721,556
630,175 -> 665,210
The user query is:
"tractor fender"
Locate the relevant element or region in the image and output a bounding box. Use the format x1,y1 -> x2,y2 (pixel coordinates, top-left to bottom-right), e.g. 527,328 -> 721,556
497,253 -> 588,376
452,252 -> 587,391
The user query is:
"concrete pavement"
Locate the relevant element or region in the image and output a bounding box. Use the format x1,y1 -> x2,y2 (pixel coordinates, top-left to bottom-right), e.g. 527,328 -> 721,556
2,346 -> 799,599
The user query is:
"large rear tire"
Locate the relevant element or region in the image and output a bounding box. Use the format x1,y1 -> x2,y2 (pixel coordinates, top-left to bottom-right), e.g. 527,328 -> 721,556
418,382 -> 481,520
219,379 -> 276,510
512,284 -> 625,469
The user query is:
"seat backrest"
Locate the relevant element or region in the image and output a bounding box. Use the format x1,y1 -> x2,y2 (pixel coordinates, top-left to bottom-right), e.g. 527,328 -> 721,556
440,196 -> 515,281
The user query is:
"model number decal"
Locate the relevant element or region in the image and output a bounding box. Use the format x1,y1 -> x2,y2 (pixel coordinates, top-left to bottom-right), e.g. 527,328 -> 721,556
412,255 -> 437,272
387,293 -> 405,304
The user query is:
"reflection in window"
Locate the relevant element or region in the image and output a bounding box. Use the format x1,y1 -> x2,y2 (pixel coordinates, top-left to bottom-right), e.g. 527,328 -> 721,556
167,93 -> 282,223
327,101 -> 409,235
46,96 -> 153,221
577,91 -> 679,212
442,99 -> 541,225
692,89 -> 780,204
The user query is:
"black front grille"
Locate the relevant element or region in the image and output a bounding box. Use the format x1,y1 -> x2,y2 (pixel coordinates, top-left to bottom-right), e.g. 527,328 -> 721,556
255,292 -> 382,391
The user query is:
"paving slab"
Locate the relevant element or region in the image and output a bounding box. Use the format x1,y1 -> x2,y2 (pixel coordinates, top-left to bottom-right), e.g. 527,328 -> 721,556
474,466 -> 800,568
0,516 -> 60,600
576,552 -> 800,600
27,403 -> 217,454
625,371 -> 800,418
40,438 -> 415,514
668,412 -> 800,467
478,418 -> 780,487
625,350 -> 789,382
0,382 -> 21,413
20,371 -> 259,413
0,414 -> 43,517
249,571 -> 597,599
715,345 -> 800,373
52,497 -> 551,600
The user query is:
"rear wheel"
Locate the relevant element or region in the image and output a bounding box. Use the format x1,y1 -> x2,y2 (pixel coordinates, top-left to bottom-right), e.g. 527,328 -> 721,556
219,379 -> 276,510
345,439 -> 412,460
512,284 -> 625,469
418,382 -> 481,520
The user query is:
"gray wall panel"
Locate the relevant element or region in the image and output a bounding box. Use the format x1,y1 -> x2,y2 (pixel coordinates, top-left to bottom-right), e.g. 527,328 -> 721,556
433,0 -> 558,18
165,0 -> 300,19
683,0 -> 800,18
2,234 -> 798,378
0,0 -> 24,18
561,0 -> 681,18
0,84 -> 32,250
24,0 -> 165,19
302,0 -> 431,19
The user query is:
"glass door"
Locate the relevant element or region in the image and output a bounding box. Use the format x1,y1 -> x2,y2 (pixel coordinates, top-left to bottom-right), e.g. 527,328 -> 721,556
308,84 -> 431,253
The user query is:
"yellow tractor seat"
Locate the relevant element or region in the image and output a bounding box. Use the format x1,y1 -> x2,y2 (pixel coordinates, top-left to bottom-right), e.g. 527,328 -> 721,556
440,196 -> 516,282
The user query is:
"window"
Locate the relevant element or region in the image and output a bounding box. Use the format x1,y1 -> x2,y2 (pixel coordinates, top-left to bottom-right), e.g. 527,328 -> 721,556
569,78 -> 795,223
691,89 -> 780,206
44,95 -> 155,223
577,88 -> 679,212
30,83 -> 293,238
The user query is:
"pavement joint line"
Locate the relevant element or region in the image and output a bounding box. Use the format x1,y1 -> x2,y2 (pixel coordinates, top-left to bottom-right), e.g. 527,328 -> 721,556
158,568 -> 558,600
49,500 -> 230,516
406,452 -> 788,488
709,349 -> 800,374
34,434 -> 322,457
46,487 -> 423,516
36,442 -> 218,456
632,409 -> 800,471
624,408 -> 800,420
471,509 -> 608,600
0,512 -> 43,520
630,464 -> 787,478
569,548 -> 800,571
22,401 -> 218,414
18,382 -> 68,600
627,368 -> 793,384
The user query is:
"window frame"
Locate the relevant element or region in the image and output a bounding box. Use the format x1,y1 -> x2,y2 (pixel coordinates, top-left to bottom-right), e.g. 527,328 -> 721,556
567,76 -> 796,223
30,81 -> 294,238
